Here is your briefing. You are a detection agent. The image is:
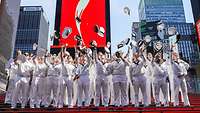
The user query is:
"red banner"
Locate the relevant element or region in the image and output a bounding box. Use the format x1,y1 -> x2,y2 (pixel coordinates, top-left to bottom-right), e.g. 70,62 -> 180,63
196,19 -> 200,46
59,0 -> 107,47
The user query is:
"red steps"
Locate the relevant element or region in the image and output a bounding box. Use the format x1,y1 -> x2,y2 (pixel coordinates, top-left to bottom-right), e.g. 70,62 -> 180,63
1,107 -> 200,113
0,93 -> 200,113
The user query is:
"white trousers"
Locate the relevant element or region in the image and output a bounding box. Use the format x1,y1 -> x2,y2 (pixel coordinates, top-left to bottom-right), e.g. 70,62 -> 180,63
95,77 -> 109,106
11,76 -> 30,108
113,82 -> 128,106
5,79 -> 15,104
174,77 -> 190,106
73,81 -> 78,106
46,76 -> 59,107
107,76 -> 114,105
57,76 -> 73,107
30,77 -> 47,107
153,77 -> 169,105
77,77 -> 90,107
131,75 -> 148,107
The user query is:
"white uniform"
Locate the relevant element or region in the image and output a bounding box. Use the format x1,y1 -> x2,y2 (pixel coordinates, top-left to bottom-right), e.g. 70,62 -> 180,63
11,60 -> 34,108
94,60 -> 109,106
57,63 -> 74,108
5,62 -> 18,104
106,63 -> 115,105
152,62 -> 169,106
46,63 -> 62,107
30,63 -> 47,108
144,61 -> 154,105
74,62 -> 91,107
129,58 -> 148,107
108,59 -> 128,106
171,60 -> 190,106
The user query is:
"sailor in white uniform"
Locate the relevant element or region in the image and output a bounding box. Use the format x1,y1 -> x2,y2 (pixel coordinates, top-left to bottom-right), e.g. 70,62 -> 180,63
152,53 -> 169,107
5,59 -> 18,104
171,52 -> 190,106
94,52 -> 109,107
74,53 -> 91,107
11,52 -> 34,108
58,53 -> 75,108
45,55 -> 62,107
129,52 -> 148,107
108,51 -> 129,107
30,56 -> 48,108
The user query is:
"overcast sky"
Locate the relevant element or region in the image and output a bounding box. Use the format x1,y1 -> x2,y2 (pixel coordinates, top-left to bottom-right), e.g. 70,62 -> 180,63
21,0 -> 194,52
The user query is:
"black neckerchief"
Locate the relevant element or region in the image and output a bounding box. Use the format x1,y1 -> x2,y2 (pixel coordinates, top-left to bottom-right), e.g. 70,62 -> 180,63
133,60 -> 139,65
116,59 -> 121,63
174,60 -> 179,65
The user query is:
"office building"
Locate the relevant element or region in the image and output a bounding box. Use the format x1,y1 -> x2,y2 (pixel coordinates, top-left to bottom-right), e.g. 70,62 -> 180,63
14,6 -> 49,56
190,0 -> 200,22
0,0 -> 12,90
139,0 -> 186,23
6,0 -> 21,57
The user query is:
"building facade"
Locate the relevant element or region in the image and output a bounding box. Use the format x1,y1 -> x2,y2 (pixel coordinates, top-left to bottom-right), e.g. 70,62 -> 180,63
14,6 -> 49,56
166,23 -> 194,36
0,0 -> 16,91
132,22 -> 142,41
140,20 -> 199,65
139,0 -> 186,23
6,0 -> 21,57
178,36 -> 200,65
190,0 -> 200,22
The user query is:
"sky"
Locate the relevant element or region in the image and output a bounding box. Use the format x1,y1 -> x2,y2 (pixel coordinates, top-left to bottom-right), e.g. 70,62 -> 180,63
21,0 -> 194,52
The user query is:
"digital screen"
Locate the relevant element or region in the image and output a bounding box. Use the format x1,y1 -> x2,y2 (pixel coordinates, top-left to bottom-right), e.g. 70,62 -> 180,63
196,19 -> 200,46
59,0 -> 107,47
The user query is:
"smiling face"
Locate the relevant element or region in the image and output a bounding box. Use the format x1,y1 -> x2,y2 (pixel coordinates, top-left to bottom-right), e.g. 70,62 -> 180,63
24,53 -> 30,60
98,53 -> 106,63
79,55 -> 87,65
147,53 -> 153,62
98,52 -> 103,60
37,57 -> 44,64
132,52 -> 139,62
68,56 -> 74,64
172,52 -> 179,61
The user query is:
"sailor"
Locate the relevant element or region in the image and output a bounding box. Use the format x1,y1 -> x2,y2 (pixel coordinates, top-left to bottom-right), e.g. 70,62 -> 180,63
129,52 -> 148,107
144,52 -> 154,105
58,52 -> 75,108
30,56 -> 48,108
108,51 -> 129,107
45,55 -> 62,108
171,52 -> 190,107
11,52 -> 34,108
5,58 -> 18,104
94,52 -> 109,107
152,53 -> 169,107
74,52 -> 91,107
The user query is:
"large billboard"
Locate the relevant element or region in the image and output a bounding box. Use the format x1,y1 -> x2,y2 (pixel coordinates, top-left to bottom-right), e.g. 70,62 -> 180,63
196,19 -> 200,47
54,0 -> 108,48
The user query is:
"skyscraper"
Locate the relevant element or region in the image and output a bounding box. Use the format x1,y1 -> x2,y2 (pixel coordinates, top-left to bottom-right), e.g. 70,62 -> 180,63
138,0 -> 199,65
139,0 -> 186,23
6,0 -> 21,57
190,0 -> 200,22
14,6 -> 49,56
0,0 -> 14,90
